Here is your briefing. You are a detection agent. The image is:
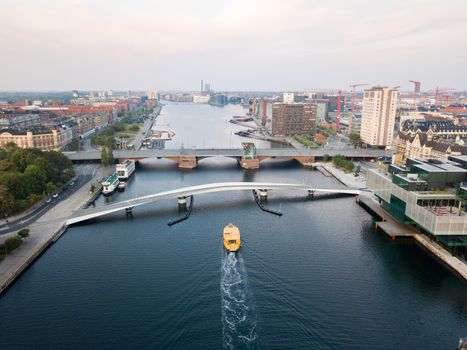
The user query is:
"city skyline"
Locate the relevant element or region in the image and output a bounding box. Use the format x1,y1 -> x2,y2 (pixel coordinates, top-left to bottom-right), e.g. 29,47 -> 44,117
1,0 -> 467,91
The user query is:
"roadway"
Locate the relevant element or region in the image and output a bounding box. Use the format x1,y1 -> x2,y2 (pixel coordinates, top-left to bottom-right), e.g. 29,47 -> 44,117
64,147 -> 389,161
0,165 -> 98,235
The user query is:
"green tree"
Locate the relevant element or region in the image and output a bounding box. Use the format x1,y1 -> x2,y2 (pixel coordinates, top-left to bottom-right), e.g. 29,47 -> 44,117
46,182 -> 56,194
107,148 -> 114,165
101,147 -> 109,166
18,228 -> 29,239
4,235 -> 23,254
0,184 -> 15,216
349,133 -> 363,149
24,164 -> 47,194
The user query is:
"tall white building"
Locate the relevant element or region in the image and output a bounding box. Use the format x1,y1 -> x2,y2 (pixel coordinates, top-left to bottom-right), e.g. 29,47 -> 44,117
360,87 -> 398,147
283,92 -> 295,104
147,90 -> 159,100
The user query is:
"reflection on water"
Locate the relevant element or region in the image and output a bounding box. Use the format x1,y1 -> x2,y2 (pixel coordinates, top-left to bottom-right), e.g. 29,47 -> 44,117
221,251 -> 263,349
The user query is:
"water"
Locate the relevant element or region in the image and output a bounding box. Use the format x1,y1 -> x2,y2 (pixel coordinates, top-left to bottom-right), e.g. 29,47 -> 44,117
0,103 -> 466,349
221,251 -> 261,349
156,102 -> 271,149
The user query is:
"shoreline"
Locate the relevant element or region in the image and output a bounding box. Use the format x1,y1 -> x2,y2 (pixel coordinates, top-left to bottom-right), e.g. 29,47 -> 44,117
0,167 -> 108,295
321,162 -> 467,282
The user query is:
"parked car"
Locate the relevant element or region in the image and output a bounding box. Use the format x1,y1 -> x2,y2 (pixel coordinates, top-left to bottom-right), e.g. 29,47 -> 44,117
53,193 -> 58,198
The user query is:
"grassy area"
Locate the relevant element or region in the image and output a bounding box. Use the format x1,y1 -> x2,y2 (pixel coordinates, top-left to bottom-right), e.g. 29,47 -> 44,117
293,134 -> 324,148
332,154 -> 355,173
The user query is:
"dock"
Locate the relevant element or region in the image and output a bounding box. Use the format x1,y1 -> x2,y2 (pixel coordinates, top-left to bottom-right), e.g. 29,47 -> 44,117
357,193 -> 467,281
357,194 -> 417,238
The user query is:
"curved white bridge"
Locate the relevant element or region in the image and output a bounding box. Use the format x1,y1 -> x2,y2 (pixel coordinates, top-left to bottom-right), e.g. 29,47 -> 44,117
67,182 -> 360,225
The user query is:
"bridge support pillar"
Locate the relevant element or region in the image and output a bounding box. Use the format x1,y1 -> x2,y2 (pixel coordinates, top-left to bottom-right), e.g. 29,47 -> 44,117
240,158 -> 260,170
179,156 -> 198,170
259,189 -> 268,203
178,196 -> 187,211
307,190 -> 315,200
125,207 -> 133,215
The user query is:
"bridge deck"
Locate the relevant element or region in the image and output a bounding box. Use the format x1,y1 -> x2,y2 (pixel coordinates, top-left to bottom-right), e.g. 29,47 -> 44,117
64,148 -> 389,161
67,182 -> 360,225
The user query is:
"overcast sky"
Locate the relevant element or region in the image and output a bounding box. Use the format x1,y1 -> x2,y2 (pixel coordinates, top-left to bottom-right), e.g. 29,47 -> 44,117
1,0 -> 466,91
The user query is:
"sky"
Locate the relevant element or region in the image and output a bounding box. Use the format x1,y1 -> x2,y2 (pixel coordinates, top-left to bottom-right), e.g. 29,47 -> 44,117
1,0 -> 466,91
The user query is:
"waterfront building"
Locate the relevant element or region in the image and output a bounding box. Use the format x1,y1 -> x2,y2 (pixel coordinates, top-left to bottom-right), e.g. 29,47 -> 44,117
283,92 -> 295,103
360,87 -> 398,147
0,127 -> 73,150
271,103 -> 316,137
192,94 -> 210,104
209,94 -> 228,106
367,156 -> 467,250
147,90 -> 159,100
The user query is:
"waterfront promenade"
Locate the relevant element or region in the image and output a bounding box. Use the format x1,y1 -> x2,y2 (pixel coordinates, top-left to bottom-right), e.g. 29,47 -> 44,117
0,167 -> 109,294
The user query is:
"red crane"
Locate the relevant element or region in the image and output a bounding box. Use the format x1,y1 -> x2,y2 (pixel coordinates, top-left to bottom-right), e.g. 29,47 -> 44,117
434,87 -> 455,107
349,83 -> 368,112
409,80 -> 421,109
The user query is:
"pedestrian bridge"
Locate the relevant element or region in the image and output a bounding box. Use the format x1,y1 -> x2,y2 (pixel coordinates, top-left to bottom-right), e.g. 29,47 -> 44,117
66,182 -> 360,225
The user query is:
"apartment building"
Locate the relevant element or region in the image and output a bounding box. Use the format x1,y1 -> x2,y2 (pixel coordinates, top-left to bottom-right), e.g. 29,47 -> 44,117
271,103 -> 316,137
360,87 -> 398,147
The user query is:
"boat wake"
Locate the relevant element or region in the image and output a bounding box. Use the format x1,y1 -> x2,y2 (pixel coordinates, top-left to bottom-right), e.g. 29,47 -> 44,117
221,251 -> 262,349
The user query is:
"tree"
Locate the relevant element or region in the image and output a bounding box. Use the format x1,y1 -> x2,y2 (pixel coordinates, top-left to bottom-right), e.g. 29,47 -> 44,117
4,235 -> 23,254
354,165 -> 361,177
349,133 -> 363,149
101,147 -> 109,166
0,184 -> 15,216
322,154 -> 331,162
24,164 -> 47,194
18,228 -> 29,239
107,148 -> 114,165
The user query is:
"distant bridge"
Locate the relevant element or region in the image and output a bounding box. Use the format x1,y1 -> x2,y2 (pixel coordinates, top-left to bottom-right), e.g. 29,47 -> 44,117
64,148 -> 388,169
66,182 -> 360,225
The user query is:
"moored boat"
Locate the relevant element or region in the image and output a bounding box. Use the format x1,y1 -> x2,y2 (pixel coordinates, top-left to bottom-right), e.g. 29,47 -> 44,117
223,224 -> 241,252
116,160 -> 135,180
118,181 -> 126,191
102,172 -> 119,196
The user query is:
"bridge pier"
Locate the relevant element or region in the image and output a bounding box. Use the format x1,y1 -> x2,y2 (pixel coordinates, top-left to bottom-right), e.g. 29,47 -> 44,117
178,196 -> 187,211
125,207 -> 133,215
178,156 -> 198,169
239,158 -> 260,170
259,189 -> 268,203
307,190 -> 315,200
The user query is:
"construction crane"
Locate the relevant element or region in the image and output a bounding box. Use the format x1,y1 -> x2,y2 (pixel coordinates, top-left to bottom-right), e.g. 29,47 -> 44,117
349,84 -> 368,112
434,87 -> 455,107
409,80 -> 421,109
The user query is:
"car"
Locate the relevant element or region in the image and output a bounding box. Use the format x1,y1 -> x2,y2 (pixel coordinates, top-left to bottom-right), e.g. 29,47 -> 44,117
46,198 -> 52,203
70,182 -> 75,186
53,193 -> 58,198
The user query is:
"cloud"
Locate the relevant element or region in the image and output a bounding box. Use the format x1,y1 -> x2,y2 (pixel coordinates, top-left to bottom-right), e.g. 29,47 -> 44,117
0,0 -> 466,90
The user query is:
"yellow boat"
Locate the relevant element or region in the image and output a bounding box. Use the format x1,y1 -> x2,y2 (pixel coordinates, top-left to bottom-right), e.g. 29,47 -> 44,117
223,224 -> 241,252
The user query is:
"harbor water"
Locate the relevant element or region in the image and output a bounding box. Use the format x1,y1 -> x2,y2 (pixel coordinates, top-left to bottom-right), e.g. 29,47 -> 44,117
0,102 -> 465,349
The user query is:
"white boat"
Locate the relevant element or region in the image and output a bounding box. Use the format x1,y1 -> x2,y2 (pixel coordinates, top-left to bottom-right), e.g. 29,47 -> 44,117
116,160 -> 135,180
118,181 -> 126,191
102,173 -> 119,196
